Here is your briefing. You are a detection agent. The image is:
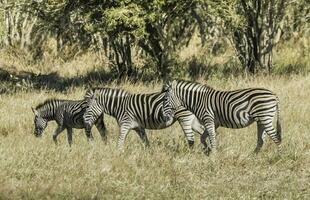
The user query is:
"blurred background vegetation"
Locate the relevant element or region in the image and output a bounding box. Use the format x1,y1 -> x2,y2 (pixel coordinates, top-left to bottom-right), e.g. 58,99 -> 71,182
0,0 -> 309,84
1,2 -> 309,198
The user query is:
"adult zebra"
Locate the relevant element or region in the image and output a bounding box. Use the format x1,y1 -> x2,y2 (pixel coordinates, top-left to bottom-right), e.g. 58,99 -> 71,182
162,80 -> 282,154
32,99 -> 107,146
83,88 -> 204,149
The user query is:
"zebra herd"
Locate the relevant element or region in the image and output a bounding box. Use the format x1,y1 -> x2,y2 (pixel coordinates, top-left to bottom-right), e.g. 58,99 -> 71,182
32,80 -> 282,154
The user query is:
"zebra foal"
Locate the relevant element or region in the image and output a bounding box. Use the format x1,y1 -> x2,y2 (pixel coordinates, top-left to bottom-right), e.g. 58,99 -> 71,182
32,99 -> 107,146
162,80 -> 282,154
83,88 -> 205,149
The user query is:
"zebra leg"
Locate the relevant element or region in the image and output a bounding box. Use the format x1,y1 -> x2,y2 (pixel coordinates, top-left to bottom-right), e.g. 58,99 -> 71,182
66,127 -> 73,147
191,118 -> 205,136
204,121 -> 216,153
181,124 -> 195,148
191,117 -> 207,146
200,129 -> 211,155
85,124 -> 94,142
94,114 -> 108,143
178,118 -> 196,148
254,123 -> 265,153
117,125 -> 131,150
133,127 -> 150,147
52,126 -> 65,144
260,120 -> 282,150
200,119 -> 215,155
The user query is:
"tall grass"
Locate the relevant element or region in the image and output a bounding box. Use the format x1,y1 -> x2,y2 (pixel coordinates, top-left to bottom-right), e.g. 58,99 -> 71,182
273,37 -> 310,74
0,33 -> 309,199
0,75 -> 309,199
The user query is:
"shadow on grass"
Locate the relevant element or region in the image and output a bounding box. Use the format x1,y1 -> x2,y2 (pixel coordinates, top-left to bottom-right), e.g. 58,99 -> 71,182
0,68 -> 113,94
0,55 -> 249,94
0,67 -> 164,94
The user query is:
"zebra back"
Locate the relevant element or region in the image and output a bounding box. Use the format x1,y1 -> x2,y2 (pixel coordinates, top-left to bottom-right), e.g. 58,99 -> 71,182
163,80 -> 279,128
126,91 -> 172,128
163,79 -> 282,153
84,87 -> 175,129
35,99 -> 68,120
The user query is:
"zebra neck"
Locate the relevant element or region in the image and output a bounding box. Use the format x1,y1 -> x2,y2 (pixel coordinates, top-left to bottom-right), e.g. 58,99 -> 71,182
176,85 -> 212,113
38,107 -> 57,121
102,105 -> 114,117
98,95 -> 122,118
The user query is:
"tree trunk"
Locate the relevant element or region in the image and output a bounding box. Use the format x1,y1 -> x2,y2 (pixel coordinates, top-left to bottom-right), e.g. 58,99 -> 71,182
110,34 -> 134,79
233,0 -> 286,74
139,23 -> 169,78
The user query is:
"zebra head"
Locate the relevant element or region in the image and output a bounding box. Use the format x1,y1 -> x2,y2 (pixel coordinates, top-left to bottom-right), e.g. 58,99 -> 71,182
32,107 -> 47,137
161,80 -> 180,122
83,89 -> 103,128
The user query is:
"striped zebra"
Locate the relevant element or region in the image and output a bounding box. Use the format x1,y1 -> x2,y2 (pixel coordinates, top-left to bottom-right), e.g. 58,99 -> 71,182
162,80 -> 282,154
83,88 -> 205,149
32,99 -> 107,146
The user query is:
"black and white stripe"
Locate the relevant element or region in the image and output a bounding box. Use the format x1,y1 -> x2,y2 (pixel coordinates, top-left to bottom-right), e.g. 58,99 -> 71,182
83,88 -> 205,149
162,80 -> 282,154
32,99 -> 106,146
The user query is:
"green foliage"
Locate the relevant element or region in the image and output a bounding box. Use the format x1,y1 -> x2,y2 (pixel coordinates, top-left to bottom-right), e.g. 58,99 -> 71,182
104,3 -> 146,39
207,0 -> 245,29
273,37 -> 310,74
282,0 -> 310,39
0,8 -> 4,45
0,0 -> 309,78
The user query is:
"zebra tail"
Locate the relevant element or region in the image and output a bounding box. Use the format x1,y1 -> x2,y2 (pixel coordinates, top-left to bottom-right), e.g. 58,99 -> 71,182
276,98 -> 282,142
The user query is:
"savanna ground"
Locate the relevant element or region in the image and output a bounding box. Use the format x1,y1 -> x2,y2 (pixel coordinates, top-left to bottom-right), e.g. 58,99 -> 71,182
0,36 -> 309,199
0,72 -> 310,199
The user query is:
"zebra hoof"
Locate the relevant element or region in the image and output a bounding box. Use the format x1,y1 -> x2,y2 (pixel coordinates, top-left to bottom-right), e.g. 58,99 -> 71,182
276,145 -> 283,155
53,136 -> 58,144
144,142 -> 150,148
188,140 -> 195,148
87,136 -> 94,142
101,136 -> 108,144
203,147 -> 211,156
253,148 -> 261,154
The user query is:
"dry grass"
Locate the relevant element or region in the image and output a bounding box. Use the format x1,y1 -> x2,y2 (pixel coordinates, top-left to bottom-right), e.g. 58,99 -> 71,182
0,49 -> 106,78
0,75 -> 310,199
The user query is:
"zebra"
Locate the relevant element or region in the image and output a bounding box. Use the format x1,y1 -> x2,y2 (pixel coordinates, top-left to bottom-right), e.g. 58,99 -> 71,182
162,80 -> 282,154
83,87 -> 205,149
32,98 -> 107,146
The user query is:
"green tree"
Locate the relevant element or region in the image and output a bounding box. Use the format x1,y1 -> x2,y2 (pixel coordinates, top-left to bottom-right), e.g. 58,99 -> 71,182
137,0 -> 203,77
0,0 -> 46,58
208,0 -> 289,73
28,0 -> 208,78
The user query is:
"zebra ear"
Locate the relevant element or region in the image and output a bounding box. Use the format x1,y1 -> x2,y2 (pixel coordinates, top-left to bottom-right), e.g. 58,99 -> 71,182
31,107 -> 38,116
171,80 -> 177,87
84,88 -> 94,99
167,80 -> 174,91
93,90 -> 99,99
90,90 -> 98,100
162,80 -> 172,92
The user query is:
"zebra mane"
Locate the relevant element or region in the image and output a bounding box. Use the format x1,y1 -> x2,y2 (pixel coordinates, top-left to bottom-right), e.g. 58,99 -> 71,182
35,99 -> 67,110
84,87 -> 131,99
172,79 -> 214,90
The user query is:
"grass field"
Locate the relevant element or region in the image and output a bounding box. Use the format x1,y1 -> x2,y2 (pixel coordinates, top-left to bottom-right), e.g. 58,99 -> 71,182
0,74 -> 309,199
